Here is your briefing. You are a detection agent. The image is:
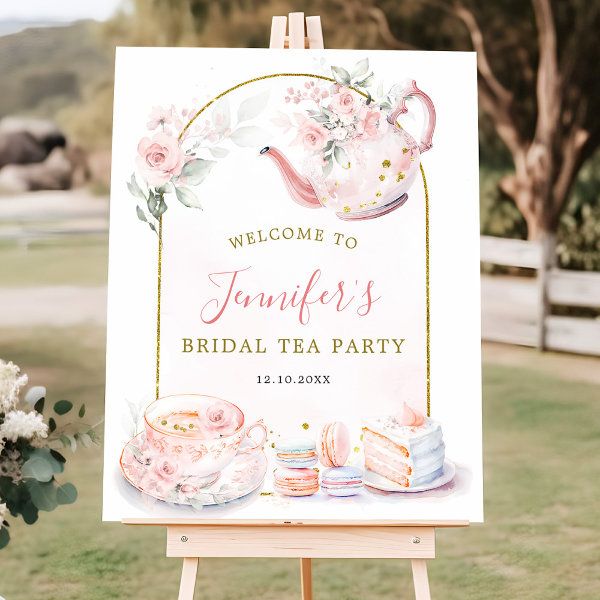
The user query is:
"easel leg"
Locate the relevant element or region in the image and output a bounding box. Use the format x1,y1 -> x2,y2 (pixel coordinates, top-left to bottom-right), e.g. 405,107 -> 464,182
300,558 -> 313,600
178,557 -> 199,600
411,559 -> 431,600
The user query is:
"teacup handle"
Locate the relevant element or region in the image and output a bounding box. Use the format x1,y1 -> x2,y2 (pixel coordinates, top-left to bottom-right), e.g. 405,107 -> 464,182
387,80 -> 436,153
240,420 -> 267,453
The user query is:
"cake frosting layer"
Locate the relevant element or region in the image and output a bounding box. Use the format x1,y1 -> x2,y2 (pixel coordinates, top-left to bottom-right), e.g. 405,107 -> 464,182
362,413 -> 446,487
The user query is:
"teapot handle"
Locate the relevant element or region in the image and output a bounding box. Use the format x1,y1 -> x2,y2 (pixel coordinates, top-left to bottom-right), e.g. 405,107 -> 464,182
387,80 -> 436,153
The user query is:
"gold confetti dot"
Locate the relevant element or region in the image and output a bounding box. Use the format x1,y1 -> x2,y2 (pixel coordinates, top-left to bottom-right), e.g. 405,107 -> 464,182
302,422 -> 310,430
410,156 -> 415,162
353,446 -> 360,453
321,197 -> 328,204
359,203 -> 366,209
379,174 -> 385,181
343,206 -> 351,213
375,191 -> 382,197
360,434 -> 364,441
271,442 -> 275,448
402,147 -> 409,154
396,172 -> 405,182
370,201 -> 377,206
260,491 -> 273,496
382,159 -> 391,168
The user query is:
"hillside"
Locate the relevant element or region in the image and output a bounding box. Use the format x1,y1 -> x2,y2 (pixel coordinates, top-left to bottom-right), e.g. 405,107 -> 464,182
0,20 -> 112,123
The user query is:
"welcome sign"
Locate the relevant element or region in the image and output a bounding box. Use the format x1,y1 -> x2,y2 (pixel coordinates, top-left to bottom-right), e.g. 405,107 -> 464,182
103,48 -> 483,523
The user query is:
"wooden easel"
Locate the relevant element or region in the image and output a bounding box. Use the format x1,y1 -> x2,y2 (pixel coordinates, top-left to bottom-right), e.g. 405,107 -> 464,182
125,13 -> 469,599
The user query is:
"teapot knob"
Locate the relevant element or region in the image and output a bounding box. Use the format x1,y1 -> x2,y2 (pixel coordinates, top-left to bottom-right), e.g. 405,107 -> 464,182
387,80 -> 436,153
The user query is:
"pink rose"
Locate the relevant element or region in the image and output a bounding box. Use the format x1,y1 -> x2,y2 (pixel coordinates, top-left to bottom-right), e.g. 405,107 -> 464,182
179,483 -> 199,495
330,90 -> 358,115
136,132 -> 185,187
356,106 -> 382,138
205,401 -> 241,436
152,458 -> 180,482
293,119 -> 329,152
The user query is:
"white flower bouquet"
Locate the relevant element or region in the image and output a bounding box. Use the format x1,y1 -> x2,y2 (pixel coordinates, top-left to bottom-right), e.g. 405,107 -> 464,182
0,359 -> 100,549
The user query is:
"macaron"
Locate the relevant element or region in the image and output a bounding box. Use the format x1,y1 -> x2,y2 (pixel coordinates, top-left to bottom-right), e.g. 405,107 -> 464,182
317,422 -> 350,467
273,467 -> 319,496
321,466 -> 363,497
274,437 -> 318,468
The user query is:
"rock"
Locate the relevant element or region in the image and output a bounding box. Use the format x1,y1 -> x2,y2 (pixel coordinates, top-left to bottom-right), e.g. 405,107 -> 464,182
0,117 -> 66,152
0,147 -> 73,192
0,131 -> 48,168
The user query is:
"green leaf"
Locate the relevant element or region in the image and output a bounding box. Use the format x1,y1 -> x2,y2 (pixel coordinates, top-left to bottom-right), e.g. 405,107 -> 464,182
21,501 -> 39,525
22,455 -> 54,482
25,480 -> 58,512
322,156 -> 334,178
334,145 -> 351,169
34,398 -> 45,414
77,432 -> 93,448
54,400 -> 73,416
78,404 -> 86,418
208,146 -> 229,158
174,186 -> 202,209
136,206 -> 147,223
237,90 -> 270,122
229,126 -> 269,147
25,386 -> 46,409
126,173 -> 146,200
56,483 -> 78,505
50,449 -> 66,463
331,66 -> 351,85
0,526 -> 9,549
356,73 -> 374,88
48,417 -> 56,433
22,449 -> 64,482
147,191 -> 158,215
180,158 -> 217,185
352,58 -> 369,79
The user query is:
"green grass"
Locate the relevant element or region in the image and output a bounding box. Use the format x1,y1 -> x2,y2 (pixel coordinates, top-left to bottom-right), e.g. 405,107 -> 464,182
0,236 -> 107,287
0,326 -> 599,599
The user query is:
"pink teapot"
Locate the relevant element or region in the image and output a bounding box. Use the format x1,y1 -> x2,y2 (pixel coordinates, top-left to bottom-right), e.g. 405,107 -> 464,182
261,80 -> 436,221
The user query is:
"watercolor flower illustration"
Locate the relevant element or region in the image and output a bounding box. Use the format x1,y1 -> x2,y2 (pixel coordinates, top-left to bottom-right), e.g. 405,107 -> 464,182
127,91 -> 271,233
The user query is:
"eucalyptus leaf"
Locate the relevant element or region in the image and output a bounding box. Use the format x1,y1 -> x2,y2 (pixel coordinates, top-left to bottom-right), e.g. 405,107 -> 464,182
53,400 -> 73,416
56,483 -> 78,505
77,433 -> 94,448
25,480 -> 58,512
356,73 -> 375,88
209,146 -> 229,158
21,455 -> 54,482
78,404 -> 86,418
50,449 -> 66,464
322,157 -> 334,178
237,90 -> 270,122
352,58 -> 369,79
180,158 -> 216,185
147,192 -> 158,216
126,173 -> 146,200
174,186 -> 202,209
156,198 -> 168,218
34,398 -> 45,414
21,501 -> 39,524
25,385 -> 46,408
49,417 -> 56,433
334,145 -> 351,169
211,97 -> 230,133
136,206 -> 147,223
230,126 -> 269,147
331,66 -> 351,85
0,527 -> 9,549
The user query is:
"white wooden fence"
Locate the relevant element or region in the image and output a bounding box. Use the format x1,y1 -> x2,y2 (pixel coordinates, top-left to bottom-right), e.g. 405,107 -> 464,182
481,235 -> 600,356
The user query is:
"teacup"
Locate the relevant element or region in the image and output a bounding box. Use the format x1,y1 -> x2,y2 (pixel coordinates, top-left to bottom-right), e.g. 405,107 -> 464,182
143,394 -> 267,482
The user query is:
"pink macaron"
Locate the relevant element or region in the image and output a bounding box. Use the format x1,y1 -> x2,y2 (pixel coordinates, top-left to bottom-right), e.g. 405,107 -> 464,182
317,422 -> 350,467
273,467 -> 319,496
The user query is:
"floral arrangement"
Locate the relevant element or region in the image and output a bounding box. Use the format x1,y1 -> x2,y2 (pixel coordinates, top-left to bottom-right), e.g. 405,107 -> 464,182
0,359 -> 100,549
273,58 -> 400,177
127,57 -> 403,229
127,91 -> 270,232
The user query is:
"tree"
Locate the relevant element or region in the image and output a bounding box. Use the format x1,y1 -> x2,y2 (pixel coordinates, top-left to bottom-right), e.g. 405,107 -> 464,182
328,0 -> 599,240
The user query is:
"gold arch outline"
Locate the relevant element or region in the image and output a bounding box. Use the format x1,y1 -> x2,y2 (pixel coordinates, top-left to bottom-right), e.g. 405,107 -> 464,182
156,73 -> 432,416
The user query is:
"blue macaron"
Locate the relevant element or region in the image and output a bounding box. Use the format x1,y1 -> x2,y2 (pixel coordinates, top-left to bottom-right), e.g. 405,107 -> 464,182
321,466 -> 364,496
274,437 -> 318,468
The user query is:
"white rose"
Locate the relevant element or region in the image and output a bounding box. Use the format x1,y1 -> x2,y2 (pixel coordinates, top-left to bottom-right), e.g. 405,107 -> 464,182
331,126 -> 348,141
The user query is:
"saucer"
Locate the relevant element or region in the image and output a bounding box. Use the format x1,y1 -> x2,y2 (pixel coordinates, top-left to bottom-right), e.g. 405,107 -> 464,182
363,459 -> 456,493
120,432 -> 267,506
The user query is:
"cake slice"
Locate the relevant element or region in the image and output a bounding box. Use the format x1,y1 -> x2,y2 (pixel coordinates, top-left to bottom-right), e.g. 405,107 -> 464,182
362,403 -> 445,487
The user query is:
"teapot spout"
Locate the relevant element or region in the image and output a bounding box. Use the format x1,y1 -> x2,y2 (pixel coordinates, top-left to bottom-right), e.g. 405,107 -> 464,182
260,146 -> 321,209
